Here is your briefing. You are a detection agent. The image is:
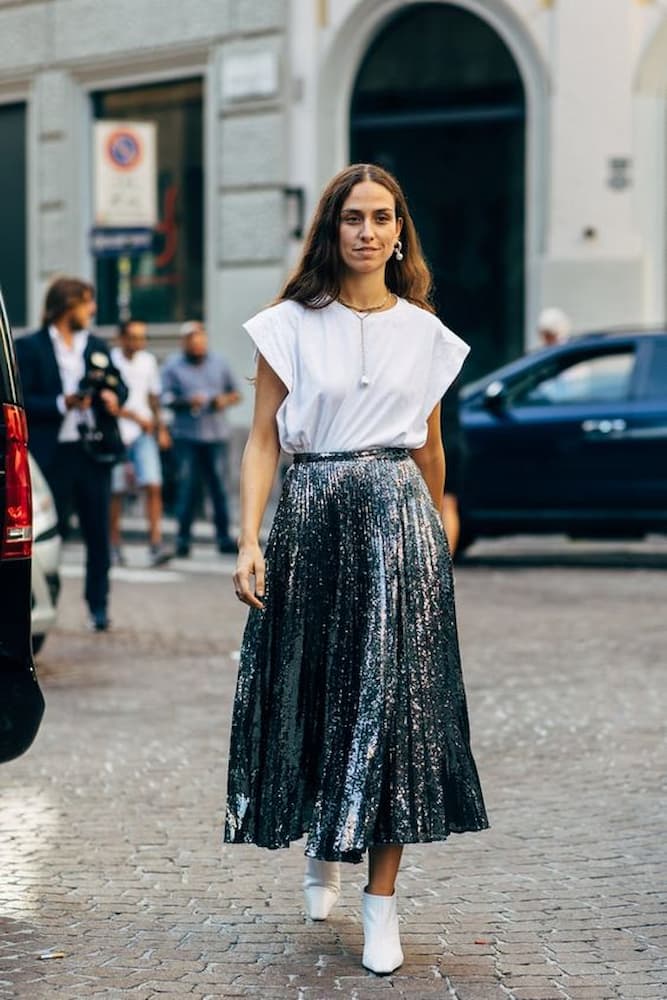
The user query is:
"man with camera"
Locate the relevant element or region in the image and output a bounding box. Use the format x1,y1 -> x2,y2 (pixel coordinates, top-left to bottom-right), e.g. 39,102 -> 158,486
15,277 -> 127,631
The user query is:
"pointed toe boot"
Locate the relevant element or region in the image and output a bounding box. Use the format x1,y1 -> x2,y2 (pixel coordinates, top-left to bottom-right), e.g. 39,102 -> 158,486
361,889 -> 404,975
303,858 -> 341,920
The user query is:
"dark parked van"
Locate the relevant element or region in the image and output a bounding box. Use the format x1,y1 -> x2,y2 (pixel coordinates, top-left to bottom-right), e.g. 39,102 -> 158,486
0,290 -> 44,762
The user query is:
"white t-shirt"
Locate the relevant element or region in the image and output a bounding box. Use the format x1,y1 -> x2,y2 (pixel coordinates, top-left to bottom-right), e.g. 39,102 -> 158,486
111,347 -> 161,446
243,297 -> 470,454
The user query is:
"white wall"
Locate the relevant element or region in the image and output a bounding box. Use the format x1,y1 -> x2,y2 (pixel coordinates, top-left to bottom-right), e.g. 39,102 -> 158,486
541,0 -> 642,330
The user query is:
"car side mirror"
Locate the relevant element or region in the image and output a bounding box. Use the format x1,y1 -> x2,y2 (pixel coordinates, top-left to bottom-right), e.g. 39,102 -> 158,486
483,380 -> 508,414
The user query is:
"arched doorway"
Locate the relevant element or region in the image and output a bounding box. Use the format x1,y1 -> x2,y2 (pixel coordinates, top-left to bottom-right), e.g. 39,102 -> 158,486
350,2 -> 526,379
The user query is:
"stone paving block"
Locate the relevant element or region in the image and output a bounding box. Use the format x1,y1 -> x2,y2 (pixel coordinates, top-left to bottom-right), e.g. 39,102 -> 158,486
559,974 -> 621,988
508,990 -> 568,1000
447,984 -> 507,1000
618,988 -> 667,998
564,990 -> 620,1000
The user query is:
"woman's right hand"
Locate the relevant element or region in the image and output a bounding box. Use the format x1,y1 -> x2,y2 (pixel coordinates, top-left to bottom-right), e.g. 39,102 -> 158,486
233,543 -> 266,609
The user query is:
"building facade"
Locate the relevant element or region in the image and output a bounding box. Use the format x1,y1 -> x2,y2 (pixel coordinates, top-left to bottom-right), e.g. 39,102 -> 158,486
2,0 -> 667,420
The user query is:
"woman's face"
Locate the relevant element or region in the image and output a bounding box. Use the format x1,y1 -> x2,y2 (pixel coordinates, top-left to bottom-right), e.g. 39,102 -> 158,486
338,181 -> 403,277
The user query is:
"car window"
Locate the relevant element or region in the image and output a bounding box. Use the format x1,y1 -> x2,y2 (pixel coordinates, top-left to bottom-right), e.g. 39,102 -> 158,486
641,340 -> 667,399
512,350 -> 636,406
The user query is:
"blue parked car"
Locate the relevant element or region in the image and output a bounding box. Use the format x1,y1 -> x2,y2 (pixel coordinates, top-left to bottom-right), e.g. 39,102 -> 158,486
457,329 -> 667,553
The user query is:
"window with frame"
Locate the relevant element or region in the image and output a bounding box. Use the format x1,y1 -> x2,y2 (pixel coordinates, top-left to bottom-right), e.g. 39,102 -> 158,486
641,340 -> 667,399
511,349 -> 637,406
92,78 -> 203,326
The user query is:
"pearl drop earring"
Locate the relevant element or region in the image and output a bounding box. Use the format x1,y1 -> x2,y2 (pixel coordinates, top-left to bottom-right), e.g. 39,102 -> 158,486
394,240 -> 404,262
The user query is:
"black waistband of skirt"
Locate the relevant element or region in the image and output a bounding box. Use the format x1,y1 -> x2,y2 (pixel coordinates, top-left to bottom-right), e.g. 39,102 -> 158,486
293,448 -> 409,464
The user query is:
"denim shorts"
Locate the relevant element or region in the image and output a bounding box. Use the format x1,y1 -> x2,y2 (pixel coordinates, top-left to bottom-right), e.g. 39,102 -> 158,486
112,432 -> 163,492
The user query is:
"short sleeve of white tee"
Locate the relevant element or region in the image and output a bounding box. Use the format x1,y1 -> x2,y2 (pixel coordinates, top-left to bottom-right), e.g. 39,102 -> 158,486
112,347 -> 162,446
243,297 -> 470,454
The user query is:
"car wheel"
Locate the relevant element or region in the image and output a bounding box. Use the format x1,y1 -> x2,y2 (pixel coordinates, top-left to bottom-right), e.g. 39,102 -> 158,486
32,634 -> 46,656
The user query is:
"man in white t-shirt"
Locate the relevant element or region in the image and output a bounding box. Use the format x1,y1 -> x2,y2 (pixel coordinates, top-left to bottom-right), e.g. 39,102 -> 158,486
110,320 -> 172,567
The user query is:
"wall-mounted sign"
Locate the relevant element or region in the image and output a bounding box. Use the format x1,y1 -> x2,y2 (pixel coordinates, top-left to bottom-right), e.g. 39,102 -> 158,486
94,120 -> 157,227
89,227 -> 154,258
222,51 -> 279,101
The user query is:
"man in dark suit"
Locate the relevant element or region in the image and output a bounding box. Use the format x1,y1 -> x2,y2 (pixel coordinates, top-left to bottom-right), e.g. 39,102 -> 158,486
15,277 -> 127,631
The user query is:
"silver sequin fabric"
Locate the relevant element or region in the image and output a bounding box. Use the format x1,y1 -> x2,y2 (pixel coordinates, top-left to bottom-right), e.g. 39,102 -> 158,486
224,448 -> 489,863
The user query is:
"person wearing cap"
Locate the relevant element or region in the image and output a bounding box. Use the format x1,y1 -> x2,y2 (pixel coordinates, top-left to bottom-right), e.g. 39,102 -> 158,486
161,321 -> 241,557
538,307 -> 571,348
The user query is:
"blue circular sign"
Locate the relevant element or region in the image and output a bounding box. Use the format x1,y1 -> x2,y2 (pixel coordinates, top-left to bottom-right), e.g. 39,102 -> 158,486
107,130 -> 142,170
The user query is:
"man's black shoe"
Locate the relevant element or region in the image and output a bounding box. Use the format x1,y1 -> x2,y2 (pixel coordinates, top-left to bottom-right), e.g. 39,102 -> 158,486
175,541 -> 190,558
88,609 -> 109,632
218,537 -> 237,555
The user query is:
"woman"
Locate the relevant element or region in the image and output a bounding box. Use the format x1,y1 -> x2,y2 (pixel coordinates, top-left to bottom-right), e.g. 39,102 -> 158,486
225,164 -> 488,975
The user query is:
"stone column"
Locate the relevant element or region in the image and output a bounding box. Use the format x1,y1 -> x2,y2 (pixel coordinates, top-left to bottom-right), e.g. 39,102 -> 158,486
30,69 -> 88,322
209,8 -> 289,425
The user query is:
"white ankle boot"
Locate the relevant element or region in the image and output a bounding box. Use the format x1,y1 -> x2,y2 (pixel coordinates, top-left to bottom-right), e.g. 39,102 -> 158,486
303,859 -> 341,920
361,889 -> 404,974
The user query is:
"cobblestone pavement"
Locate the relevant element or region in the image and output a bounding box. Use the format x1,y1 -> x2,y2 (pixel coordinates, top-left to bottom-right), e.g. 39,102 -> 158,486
0,538 -> 665,1000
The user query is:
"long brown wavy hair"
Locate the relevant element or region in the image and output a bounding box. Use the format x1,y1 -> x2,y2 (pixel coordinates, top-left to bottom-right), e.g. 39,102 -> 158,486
42,276 -> 94,326
279,164 -> 434,313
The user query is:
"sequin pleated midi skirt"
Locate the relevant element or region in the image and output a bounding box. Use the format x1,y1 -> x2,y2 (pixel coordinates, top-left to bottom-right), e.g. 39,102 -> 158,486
224,448 -> 488,863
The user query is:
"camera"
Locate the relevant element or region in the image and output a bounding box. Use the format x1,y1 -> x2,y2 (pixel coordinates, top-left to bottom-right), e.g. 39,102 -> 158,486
77,351 -> 125,464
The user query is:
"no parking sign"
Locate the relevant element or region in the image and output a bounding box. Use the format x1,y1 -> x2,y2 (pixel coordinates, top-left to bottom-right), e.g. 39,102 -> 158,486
93,121 -> 157,228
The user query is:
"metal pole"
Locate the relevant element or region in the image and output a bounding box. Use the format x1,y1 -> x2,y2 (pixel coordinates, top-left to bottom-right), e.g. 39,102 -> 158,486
117,254 -> 132,323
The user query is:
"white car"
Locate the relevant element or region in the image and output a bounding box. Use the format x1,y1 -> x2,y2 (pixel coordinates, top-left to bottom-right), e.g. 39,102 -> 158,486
30,456 -> 61,655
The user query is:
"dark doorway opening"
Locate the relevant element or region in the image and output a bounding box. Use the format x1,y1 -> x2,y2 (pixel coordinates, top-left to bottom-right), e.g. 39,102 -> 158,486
350,3 -> 526,380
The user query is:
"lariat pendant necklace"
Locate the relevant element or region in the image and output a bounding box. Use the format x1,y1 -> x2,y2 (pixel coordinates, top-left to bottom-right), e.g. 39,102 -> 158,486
337,290 -> 392,388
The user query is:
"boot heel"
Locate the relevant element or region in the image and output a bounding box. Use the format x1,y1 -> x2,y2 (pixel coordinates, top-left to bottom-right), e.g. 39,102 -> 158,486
303,859 -> 341,920
361,889 -> 404,974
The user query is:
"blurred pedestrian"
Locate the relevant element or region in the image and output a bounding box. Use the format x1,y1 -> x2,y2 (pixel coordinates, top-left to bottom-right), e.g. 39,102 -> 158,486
110,319 -> 172,568
440,376 -> 466,557
538,306 -> 571,347
15,277 -> 127,631
161,321 -> 240,557
225,164 -> 488,975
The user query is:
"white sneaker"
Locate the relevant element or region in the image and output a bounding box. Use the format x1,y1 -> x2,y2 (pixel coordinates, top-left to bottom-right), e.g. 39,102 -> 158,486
303,858 -> 341,920
361,889 -> 404,974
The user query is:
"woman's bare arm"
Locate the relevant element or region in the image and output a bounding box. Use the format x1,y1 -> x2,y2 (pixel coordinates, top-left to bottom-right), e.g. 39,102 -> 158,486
234,355 -> 287,608
409,403 -> 446,508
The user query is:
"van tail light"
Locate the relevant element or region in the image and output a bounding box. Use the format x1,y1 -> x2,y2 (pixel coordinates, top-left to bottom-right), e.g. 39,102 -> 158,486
2,404 -> 32,559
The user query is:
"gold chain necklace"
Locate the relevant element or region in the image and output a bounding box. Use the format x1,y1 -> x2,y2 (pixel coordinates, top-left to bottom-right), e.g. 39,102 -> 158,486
337,291 -> 391,314
337,291 -> 393,388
